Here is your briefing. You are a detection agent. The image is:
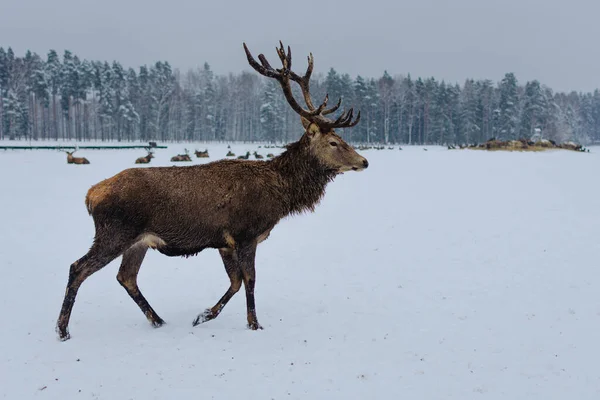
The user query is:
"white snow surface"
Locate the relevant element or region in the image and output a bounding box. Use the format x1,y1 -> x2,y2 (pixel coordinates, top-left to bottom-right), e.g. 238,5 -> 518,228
1,142 -> 599,399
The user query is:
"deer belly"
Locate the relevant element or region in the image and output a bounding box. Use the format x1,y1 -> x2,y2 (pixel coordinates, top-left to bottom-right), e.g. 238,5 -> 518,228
149,225 -> 229,257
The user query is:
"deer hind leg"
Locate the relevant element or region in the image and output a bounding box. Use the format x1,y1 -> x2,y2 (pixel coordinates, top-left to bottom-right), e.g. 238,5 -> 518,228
56,240 -> 128,341
238,242 -> 262,330
117,243 -> 165,328
192,248 -> 243,326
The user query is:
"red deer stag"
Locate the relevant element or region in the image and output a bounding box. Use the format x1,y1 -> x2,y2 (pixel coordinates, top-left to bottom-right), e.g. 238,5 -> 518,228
171,150 -> 192,162
56,41 -> 368,341
195,149 -> 210,158
135,149 -> 154,164
66,150 -> 90,165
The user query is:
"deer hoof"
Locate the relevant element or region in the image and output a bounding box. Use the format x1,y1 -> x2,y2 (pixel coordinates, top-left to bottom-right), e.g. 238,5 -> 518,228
247,322 -> 263,330
57,327 -> 71,342
150,319 -> 165,328
192,309 -> 214,326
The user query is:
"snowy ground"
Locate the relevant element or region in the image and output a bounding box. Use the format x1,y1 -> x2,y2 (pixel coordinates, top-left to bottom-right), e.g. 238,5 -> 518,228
1,141 -> 599,399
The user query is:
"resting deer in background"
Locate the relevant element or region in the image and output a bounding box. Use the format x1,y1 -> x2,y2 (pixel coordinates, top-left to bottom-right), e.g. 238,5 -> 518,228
56,41 -> 368,341
66,150 -> 90,165
171,150 -> 192,162
135,149 -> 154,164
195,149 -> 210,158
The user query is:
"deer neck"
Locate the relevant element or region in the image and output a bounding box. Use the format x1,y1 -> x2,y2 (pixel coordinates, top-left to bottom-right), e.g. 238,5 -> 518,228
271,138 -> 337,215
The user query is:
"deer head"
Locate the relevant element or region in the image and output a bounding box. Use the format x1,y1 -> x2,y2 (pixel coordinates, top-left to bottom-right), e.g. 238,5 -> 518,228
244,41 -> 368,174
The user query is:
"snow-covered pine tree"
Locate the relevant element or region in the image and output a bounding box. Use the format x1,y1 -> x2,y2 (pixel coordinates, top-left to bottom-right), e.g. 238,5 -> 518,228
592,90 -> 600,143
476,79 -> 495,143
497,72 -> 520,140
403,75 -> 417,145
520,80 -> 547,139
45,50 -> 62,139
31,59 -> 49,139
259,79 -> 283,142
460,79 -> 480,145
199,62 -> 215,141
377,71 -> 394,144
353,75 -> 368,143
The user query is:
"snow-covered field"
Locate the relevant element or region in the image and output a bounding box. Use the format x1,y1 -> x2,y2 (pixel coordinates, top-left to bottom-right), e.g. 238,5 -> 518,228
1,141 -> 599,399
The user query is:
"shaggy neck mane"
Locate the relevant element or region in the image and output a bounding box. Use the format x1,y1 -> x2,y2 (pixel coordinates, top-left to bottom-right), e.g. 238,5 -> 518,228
270,135 -> 337,216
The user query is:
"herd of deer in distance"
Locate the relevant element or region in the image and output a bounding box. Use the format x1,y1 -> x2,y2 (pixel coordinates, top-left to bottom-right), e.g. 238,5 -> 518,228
63,144 -> 401,166
65,146 -> 298,165
63,137 -> 590,166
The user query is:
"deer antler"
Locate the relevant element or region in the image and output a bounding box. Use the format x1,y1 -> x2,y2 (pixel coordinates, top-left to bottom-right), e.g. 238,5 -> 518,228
282,48 -> 342,116
243,41 -> 360,130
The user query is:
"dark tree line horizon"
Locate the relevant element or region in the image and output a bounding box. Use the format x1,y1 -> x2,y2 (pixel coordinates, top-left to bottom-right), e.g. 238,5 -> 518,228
1,47 -> 599,145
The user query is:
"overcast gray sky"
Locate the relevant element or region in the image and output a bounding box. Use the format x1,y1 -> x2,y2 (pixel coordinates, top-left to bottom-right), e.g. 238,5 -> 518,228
1,0 -> 598,92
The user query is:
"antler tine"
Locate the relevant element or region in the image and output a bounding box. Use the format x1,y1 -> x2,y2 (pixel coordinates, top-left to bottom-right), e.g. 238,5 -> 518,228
347,111 -> 361,127
322,97 -> 342,115
289,54 -> 314,83
258,54 -> 275,72
341,110 -> 361,128
275,42 -> 287,70
342,109 -> 354,124
243,43 -> 280,79
332,108 -> 352,125
322,109 -> 361,129
313,93 -> 329,114
306,54 -> 314,82
274,41 -> 292,71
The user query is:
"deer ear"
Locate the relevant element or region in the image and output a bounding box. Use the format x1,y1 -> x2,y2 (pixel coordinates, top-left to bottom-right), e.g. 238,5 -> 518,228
305,122 -> 321,138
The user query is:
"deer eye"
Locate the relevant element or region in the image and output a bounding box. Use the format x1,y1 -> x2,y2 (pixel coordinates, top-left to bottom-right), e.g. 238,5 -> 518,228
330,142 -> 338,147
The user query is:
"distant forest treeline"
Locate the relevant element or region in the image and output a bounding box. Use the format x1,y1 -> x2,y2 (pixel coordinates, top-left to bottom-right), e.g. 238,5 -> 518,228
1,47 -> 599,145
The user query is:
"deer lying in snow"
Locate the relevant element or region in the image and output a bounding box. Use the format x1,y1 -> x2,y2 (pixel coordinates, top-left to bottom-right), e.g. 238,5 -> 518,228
56,41 -> 368,340
195,149 -> 209,158
66,150 -> 90,165
135,150 -> 154,164
170,150 -> 192,162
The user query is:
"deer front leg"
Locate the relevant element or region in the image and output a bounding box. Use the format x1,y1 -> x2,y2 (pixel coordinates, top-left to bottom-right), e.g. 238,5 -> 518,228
237,242 -> 262,330
57,239 -> 128,340
192,248 -> 242,326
